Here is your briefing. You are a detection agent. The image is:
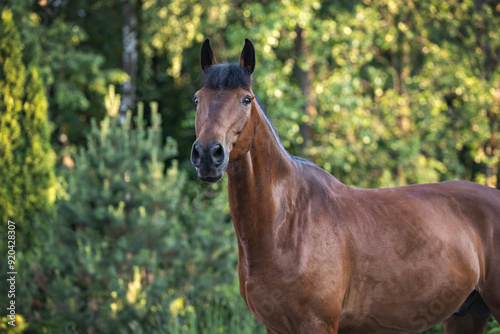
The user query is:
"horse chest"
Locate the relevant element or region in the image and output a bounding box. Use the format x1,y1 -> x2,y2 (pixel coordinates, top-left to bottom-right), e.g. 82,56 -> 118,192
241,274 -> 301,331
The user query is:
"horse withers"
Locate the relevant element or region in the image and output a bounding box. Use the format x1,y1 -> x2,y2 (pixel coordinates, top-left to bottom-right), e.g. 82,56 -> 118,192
190,38 -> 500,334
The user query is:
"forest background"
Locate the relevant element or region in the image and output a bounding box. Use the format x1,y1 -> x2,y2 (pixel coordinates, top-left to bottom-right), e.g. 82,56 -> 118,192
1,0 -> 500,333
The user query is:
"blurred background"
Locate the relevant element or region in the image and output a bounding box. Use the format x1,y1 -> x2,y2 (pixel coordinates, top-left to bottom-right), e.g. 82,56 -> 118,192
1,0 -> 500,333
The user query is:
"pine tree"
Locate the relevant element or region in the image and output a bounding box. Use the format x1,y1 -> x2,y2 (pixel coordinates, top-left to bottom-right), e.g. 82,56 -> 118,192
0,8 -> 56,250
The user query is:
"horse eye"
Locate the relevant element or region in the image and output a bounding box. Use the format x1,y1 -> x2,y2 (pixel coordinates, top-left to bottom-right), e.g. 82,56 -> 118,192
193,96 -> 199,106
242,95 -> 252,106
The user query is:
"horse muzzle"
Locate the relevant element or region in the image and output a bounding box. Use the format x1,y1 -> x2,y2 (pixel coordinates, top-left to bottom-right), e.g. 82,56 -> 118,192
191,140 -> 229,183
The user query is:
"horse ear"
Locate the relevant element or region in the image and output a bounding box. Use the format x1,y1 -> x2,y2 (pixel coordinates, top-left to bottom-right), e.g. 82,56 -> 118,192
201,39 -> 217,73
240,38 -> 255,74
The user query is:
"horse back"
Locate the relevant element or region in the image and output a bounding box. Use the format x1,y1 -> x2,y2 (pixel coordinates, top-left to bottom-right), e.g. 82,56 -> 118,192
344,180 -> 500,267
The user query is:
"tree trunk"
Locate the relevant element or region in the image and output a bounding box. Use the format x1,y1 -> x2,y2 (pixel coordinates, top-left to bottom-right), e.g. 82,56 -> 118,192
392,12 -> 411,137
119,0 -> 138,120
474,0 -> 499,188
294,26 -> 317,160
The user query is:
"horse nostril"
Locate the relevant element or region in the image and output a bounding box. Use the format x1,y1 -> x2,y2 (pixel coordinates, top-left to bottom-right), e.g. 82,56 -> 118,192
210,143 -> 225,166
191,143 -> 202,167
212,144 -> 223,158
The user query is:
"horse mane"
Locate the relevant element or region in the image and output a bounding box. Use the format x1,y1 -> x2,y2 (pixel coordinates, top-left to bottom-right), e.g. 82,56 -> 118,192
256,97 -> 313,165
202,63 -> 252,90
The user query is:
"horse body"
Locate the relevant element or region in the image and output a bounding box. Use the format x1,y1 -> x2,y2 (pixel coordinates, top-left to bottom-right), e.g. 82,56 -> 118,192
338,182 -> 499,333
192,39 -> 500,333
226,96 -> 500,333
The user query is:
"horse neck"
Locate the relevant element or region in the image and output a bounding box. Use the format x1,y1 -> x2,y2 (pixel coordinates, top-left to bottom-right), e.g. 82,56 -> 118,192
226,103 -> 295,253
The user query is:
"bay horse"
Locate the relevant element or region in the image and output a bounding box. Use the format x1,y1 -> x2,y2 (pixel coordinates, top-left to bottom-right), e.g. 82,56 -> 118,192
190,38 -> 500,333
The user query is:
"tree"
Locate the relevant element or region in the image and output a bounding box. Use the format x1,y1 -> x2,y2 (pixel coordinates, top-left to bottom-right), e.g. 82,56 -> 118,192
0,7 -> 56,251
119,0 -> 139,119
6,0 -> 126,145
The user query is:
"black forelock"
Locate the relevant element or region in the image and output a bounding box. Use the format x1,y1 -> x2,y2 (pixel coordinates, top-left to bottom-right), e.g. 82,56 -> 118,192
202,63 -> 252,90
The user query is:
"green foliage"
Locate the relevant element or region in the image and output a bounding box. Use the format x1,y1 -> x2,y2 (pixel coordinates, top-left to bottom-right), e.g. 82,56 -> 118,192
6,0 -> 126,145
488,318 -> 500,334
0,7 -> 56,251
7,0 -> 498,188
223,0 -> 500,188
0,314 -> 28,333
